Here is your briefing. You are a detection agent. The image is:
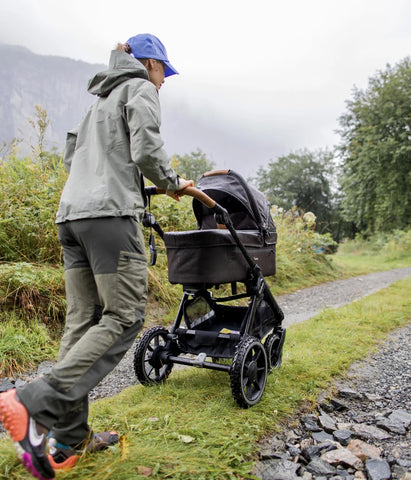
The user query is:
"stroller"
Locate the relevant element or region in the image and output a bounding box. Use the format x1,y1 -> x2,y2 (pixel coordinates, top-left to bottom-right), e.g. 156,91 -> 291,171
134,169 -> 285,408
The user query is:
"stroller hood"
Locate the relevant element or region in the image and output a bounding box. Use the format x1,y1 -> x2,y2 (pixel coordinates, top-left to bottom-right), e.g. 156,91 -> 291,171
192,170 -> 276,236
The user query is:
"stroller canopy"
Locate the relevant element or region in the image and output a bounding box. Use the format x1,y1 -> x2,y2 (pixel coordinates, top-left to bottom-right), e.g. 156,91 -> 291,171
193,170 -> 276,237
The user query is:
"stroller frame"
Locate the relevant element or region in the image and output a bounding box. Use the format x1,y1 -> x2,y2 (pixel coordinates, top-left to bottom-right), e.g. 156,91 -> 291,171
134,172 -> 285,408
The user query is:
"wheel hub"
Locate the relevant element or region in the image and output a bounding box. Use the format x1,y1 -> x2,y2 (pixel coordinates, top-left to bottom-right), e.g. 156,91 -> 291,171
246,360 -> 258,382
149,345 -> 166,369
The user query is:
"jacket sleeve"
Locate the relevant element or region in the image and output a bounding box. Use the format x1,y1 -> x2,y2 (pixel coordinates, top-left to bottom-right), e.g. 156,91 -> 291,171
125,82 -> 180,191
62,127 -> 79,173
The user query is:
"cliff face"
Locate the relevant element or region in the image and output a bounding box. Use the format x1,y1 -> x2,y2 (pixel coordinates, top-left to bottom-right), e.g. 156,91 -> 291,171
0,44 -> 106,152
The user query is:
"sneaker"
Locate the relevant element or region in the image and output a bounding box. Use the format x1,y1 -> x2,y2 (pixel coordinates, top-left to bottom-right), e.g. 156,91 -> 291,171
0,389 -> 54,480
48,430 -> 119,471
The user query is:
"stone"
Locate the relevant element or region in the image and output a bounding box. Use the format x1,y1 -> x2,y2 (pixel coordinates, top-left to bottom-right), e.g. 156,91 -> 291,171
333,430 -> 352,446
338,388 -> 363,400
306,458 -> 336,476
389,409 -> 411,429
319,413 -> 337,433
365,458 -> 391,480
354,472 -> 367,479
350,424 -> 392,441
319,401 -> 334,413
255,459 -> 300,480
300,438 -> 314,450
321,448 -> 363,470
331,399 -> 349,411
286,443 -> 301,457
301,472 -> 313,480
302,415 -> 322,432
338,422 -> 355,431
347,439 -> 382,462
37,361 -> 54,376
259,437 -> 286,459
0,379 -> 14,392
364,393 -> 383,402
302,442 -> 337,461
397,459 -> 411,468
376,417 -> 406,435
312,430 -> 334,443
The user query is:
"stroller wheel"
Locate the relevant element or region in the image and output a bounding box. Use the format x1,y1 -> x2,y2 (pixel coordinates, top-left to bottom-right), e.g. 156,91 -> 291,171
134,326 -> 173,385
265,328 -> 286,371
230,336 -> 268,408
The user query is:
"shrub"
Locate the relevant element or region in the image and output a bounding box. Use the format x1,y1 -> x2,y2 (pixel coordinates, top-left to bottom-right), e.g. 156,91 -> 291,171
0,153 -> 67,263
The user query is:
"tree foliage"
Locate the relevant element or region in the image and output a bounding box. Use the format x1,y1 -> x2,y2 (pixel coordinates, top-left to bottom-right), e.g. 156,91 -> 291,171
172,149 -> 215,184
338,57 -> 411,234
253,148 -> 337,233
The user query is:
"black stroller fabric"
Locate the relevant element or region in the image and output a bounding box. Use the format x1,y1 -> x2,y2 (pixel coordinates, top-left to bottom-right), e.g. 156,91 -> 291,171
164,170 -> 277,285
193,171 -> 276,236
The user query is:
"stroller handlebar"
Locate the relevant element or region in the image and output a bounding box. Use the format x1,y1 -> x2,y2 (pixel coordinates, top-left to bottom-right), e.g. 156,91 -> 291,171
150,186 -> 218,211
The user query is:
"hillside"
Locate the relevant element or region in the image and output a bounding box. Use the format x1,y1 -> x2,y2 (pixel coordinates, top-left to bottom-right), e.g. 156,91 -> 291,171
0,44 -> 105,152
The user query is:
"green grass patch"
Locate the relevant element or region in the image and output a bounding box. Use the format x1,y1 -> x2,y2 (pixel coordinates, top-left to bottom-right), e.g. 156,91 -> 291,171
0,311 -> 58,377
0,262 -> 66,332
1,278 -> 410,480
332,229 -> 411,276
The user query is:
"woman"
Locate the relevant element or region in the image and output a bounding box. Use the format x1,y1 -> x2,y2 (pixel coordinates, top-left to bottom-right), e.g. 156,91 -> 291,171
0,33 -> 193,480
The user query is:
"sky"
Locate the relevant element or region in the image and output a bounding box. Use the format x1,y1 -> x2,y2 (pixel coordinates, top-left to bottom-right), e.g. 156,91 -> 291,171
1,0 -> 410,176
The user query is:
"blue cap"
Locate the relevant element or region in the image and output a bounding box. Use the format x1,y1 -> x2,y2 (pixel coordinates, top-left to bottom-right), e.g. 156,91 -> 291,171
126,33 -> 178,77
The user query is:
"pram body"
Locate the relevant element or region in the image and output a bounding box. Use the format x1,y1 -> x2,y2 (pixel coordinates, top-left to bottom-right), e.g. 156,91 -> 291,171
134,170 -> 285,408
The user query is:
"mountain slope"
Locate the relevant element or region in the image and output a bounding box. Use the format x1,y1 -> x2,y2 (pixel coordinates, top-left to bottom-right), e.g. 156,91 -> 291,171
0,44 -> 105,152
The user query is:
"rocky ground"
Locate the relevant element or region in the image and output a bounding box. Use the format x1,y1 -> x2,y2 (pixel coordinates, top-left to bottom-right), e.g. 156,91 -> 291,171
1,268 -> 410,479
253,322 -> 411,480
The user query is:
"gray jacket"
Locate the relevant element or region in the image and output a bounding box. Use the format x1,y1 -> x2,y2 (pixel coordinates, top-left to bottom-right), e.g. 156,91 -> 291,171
56,50 -> 180,223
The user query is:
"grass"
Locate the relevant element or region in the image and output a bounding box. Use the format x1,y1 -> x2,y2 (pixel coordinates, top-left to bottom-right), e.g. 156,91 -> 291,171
1,277 -> 410,480
332,230 -> 411,276
0,311 -> 58,376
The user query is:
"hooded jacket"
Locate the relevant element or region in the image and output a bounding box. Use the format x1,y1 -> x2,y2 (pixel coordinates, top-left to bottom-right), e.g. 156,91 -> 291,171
56,50 -> 180,223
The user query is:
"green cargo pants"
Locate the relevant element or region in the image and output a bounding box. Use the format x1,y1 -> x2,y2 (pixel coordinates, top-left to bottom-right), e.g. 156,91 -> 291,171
17,216 -> 147,445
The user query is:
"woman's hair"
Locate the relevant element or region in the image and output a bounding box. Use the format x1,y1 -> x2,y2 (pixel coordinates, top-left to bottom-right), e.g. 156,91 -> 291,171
115,43 -> 149,68
116,42 -> 132,54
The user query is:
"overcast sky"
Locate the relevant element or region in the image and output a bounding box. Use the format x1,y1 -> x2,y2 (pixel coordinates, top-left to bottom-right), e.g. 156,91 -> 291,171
1,0 -> 410,176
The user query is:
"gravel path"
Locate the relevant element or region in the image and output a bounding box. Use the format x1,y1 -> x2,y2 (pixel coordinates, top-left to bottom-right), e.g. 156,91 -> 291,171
88,267 -> 411,400
279,267 -> 411,327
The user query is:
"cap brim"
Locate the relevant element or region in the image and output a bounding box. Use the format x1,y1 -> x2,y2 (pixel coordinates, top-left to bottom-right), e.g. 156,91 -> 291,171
164,61 -> 178,77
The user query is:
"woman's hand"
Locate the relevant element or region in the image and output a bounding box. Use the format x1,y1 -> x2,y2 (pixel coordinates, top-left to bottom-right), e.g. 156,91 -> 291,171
166,178 -> 194,201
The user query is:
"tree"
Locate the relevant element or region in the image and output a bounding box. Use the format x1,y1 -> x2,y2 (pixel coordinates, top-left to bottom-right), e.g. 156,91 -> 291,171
253,148 -> 337,233
172,149 -> 215,183
337,57 -> 411,234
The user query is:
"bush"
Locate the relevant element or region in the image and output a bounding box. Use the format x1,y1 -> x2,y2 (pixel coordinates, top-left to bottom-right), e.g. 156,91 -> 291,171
0,262 -> 66,332
338,229 -> 411,259
0,153 -> 67,263
0,311 -> 58,376
269,207 -> 339,291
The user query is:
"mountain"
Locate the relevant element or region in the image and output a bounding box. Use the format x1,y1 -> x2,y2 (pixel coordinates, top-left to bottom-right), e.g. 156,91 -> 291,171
0,44 -> 105,152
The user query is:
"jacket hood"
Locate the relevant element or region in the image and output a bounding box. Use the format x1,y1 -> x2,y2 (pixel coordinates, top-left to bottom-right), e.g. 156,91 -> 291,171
88,50 -> 150,97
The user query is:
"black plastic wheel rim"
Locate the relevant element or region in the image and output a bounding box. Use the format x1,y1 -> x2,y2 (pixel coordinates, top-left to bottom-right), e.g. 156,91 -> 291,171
144,333 -> 169,382
230,336 -> 268,408
134,326 -> 173,385
241,344 -> 266,402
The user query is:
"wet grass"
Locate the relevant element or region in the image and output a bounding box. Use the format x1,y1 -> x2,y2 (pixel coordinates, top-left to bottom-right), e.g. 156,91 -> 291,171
1,278 -> 410,479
